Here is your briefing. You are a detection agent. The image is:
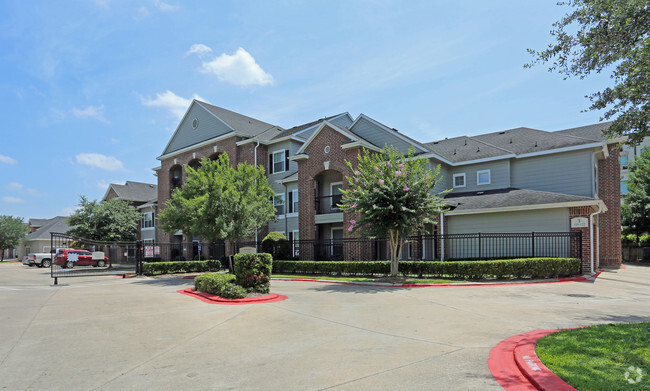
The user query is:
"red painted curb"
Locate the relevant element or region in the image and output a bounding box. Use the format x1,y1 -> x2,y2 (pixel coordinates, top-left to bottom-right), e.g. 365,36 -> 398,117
276,274 -> 597,288
489,329 -> 578,391
177,288 -> 287,305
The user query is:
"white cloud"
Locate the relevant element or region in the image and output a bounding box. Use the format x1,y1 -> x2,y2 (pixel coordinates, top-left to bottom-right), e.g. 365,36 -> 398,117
3,196 -> 25,204
187,44 -> 213,57
140,90 -> 205,119
61,206 -> 80,215
71,105 -> 110,124
76,153 -> 125,171
7,182 -> 23,191
0,154 -> 17,165
200,47 -> 274,86
151,0 -> 177,12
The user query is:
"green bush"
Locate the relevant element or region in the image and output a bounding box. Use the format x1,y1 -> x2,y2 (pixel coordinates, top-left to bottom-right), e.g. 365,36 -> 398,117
143,259 -> 222,276
194,273 -> 247,299
621,233 -> 650,245
272,258 -> 581,279
173,255 -> 186,262
234,253 -> 273,293
143,256 -> 162,262
261,231 -> 292,260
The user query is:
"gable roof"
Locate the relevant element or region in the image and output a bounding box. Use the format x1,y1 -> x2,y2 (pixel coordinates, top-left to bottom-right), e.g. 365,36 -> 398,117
424,123 -> 611,164
348,114 -> 429,153
103,181 -> 157,203
24,216 -> 69,241
196,101 -> 279,138
295,121 -> 359,155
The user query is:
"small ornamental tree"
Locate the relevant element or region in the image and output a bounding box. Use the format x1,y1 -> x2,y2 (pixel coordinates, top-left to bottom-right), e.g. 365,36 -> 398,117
158,154 -> 276,256
67,196 -> 140,241
339,146 -> 449,276
622,147 -> 650,240
0,215 -> 29,261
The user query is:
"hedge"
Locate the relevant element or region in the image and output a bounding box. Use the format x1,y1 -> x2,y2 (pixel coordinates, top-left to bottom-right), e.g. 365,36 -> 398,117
143,259 -> 222,276
272,258 -> 581,280
234,253 -> 273,293
194,273 -> 247,299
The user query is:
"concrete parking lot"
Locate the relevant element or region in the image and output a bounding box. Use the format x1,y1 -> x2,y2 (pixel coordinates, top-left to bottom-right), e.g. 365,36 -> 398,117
1,263 -> 649,390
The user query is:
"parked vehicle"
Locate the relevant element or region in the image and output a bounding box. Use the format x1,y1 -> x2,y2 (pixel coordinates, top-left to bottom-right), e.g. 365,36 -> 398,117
54,249 -> 109,269
23,252 -> 54,268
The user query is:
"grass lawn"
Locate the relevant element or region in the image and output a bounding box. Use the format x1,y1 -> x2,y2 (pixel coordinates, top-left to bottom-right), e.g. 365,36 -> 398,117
271,274 -> 467,284
536,322 -> 650,391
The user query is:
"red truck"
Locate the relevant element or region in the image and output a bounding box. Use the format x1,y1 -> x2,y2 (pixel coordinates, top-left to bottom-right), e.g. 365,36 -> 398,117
55,249 -> 109,268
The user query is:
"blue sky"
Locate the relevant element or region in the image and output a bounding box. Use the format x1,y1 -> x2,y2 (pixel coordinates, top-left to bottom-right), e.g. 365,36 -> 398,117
0,0 -> 612,220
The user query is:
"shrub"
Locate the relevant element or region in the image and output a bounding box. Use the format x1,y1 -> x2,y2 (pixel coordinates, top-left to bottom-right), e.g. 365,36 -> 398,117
143,256 -> 162,263
143,259 -> 221,276
272,258 -> 581,279
261,232 -> 292,260
194,273 -> 247,299
234,253 -> 273,293
173,255 -> 186,262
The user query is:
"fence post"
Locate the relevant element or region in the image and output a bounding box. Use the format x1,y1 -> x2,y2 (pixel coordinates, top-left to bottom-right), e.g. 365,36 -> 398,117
478,232 -> 481,259
531,232 -> 535,258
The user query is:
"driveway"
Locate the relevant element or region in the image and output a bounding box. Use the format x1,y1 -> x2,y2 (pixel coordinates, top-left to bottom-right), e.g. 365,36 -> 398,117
1,264 -> 649,390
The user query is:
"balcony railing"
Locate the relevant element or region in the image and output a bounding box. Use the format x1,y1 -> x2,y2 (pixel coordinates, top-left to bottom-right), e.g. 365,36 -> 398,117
315,195 -> 342,214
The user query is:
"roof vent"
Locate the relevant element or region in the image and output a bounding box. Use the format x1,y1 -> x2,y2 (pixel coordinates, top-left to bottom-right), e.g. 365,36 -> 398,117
535,141 -> 538,147
477,147 -> 480,152
509,138 -> 513,144
453,149 -> 457,155
433,141 -> 439,144
499,131 -> 506,135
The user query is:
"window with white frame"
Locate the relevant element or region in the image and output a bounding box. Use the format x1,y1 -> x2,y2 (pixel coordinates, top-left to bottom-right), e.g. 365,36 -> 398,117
274,194 -> 285,215
141,212 -> 155,228
272,150 -> 286,174
477,169 -> 491,185
453,173 -> 466,188
289,230 -> 300,257
288,189 -> 299,213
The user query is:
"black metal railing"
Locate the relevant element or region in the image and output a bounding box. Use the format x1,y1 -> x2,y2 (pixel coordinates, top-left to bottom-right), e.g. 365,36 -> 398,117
315,195 -> 342,214
234,232 -> 582,262
144,241 -> 226,262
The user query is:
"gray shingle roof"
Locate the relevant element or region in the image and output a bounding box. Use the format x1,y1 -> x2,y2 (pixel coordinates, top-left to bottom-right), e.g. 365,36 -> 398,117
424,123 -> 611,163
197,101 -> 279,138
445,188 -> 597,212
107,181 -> 157,203
24,216 -> 69,241
28,218 -> 49,229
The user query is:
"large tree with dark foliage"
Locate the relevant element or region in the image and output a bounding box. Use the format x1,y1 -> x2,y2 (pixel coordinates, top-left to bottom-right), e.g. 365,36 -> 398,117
67,196 -> 140,242
622,147 -> 650,238
526,0 -> 650,144
0,215 -> 29,261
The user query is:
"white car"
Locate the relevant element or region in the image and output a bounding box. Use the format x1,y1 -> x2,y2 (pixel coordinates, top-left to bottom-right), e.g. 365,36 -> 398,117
23,253 -> 53,268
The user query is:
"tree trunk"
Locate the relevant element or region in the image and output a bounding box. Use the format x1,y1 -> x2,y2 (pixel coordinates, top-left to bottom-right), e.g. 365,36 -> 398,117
388,230 -> 402,277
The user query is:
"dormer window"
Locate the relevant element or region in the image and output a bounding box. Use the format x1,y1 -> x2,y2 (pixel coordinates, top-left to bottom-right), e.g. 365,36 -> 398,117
453,173 -> 466,188
477,169 -> 491,185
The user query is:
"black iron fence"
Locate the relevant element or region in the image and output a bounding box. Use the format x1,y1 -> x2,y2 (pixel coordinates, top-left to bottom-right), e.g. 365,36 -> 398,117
235,232 -> 582,262
143,241 -> 226,262
50,232 -> 143,284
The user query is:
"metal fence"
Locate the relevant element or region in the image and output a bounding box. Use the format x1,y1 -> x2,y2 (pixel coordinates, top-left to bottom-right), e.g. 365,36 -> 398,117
50,232 -> 143,284
143,241 -> 226,262
234,231 -> 582,261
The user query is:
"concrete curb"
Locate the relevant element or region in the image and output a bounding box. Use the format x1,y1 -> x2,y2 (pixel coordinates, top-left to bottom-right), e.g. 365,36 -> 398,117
489,329 -> 578,391
177,288 -> 288,305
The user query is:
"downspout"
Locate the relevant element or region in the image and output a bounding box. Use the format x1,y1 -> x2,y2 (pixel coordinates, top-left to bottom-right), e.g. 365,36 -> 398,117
254,140 -> 260,250
440,213 -> 445,261
589,203 -> 603,276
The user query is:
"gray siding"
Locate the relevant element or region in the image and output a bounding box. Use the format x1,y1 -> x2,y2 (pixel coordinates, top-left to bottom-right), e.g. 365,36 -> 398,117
511,150 -> 594,197
267,140 -> 301,196
447,209 -> 569,234
432,162 -> 451,194
449,160 -> 510,193
349,117 -> 416,154
330,114 -> 353,129
163,103 -> 233,155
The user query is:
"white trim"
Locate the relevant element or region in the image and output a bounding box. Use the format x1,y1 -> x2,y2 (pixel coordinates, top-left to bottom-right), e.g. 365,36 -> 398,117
452,173 -> 466,188
412,152 -> 454,166
290,189 -> 299,214
341,140 -> 381,152
273,193 -> 286,215
288,154 -> 309,161
295,121 -> 359,155
285,212 -> 299,218
294,113 -> 353,137
157,132 -> 236,160
349,114 -> 429,153
476,169 -> 491,186
330,182 -> 343,209
236,135 -> 305,146
515,142 -> 605,159
452,154 -> 517,166
276,174 -> 299,184
446,199 -> 607,216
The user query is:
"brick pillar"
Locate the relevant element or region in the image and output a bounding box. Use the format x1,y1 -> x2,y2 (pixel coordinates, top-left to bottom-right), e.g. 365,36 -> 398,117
570,206 -> 593,274
597,144 -> 622,268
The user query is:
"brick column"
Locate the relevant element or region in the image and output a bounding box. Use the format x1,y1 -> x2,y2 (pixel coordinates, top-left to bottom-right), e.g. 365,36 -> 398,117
597,144 -> 622,268
570,206 -> 593,274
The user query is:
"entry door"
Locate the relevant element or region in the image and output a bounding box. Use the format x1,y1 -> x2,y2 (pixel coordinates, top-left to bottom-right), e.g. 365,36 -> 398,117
332,228 -> 344,260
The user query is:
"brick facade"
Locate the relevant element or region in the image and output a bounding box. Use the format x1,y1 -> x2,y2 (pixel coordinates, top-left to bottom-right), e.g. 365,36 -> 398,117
597,144 -> 622,268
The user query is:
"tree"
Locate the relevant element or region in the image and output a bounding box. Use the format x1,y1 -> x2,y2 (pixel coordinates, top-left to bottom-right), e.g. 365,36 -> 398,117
526,0 -> 650,144
0,215 -> 29,261
339,146 -> 449,276
622,147 -> 650,239
67,196 -> 141,241
158,154 -> 276,256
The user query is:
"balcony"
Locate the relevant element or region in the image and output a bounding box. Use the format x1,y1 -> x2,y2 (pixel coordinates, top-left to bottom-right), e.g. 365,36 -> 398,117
315,195 -> 342,214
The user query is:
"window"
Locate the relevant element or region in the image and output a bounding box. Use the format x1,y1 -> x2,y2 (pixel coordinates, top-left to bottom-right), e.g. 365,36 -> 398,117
289,230 -> 300,257
621,181 -> 628,195
620,154 -> 629,166
453,173 -> 466,188
274,194 -> 285,215
141,212 -> 155,228
331,182 -> 343,209
270,150 -> 288,174
477,170 -> 491,185
288,190 -> 299,213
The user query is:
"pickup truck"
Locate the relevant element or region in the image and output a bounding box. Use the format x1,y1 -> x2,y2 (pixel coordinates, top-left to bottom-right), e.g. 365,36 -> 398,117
22,252 -> 54,268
